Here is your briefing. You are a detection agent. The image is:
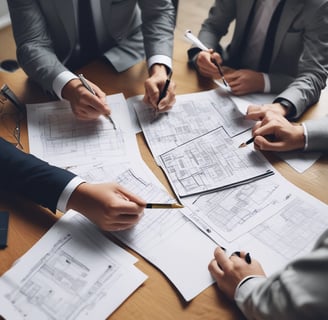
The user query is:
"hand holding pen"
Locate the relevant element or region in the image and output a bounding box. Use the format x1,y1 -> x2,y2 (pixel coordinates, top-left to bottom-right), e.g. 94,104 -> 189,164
184,30 -> 229,87
143,64 -> 176,112
78,74 -> 116,128
240,110 -> 305,152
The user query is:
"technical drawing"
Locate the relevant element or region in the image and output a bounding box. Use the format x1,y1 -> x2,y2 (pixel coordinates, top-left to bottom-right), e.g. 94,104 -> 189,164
4,230 -> 121,319
160,127 -> 273,197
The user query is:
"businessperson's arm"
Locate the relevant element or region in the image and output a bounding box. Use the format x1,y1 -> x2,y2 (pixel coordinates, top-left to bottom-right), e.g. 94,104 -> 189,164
138,0 -> 176,112
209,230 -> 328,320
0,138 -> 146,230
7,0 -> 67,96
0,138 -> 75,212
8,0 -> 109,121
271,2 -> 328,119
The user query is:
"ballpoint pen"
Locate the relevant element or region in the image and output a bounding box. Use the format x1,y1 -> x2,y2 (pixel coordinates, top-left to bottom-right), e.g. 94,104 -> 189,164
157,70 -> 173,105
78,74 -> 117,129
238,136 -> 254,148
146,203 -> 184,209
184,29 -> 229,87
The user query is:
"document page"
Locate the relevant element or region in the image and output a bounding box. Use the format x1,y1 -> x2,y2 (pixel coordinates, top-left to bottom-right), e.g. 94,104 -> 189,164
70,163 -> 218,302
27,94 -> 139,168
181,173 -> 328,275
129,88 -> 254,161
0,211 -> 147,320
159,127 -> 274,197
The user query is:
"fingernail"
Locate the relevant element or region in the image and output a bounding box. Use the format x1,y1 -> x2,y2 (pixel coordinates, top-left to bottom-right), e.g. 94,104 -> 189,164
245,252 -> 252,264
232,251 -> 241,257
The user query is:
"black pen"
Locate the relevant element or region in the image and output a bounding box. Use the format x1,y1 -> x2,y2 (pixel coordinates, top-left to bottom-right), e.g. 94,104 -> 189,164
238,136 -> 254,148
157,70 -> 172,105
78,74 -> 117,129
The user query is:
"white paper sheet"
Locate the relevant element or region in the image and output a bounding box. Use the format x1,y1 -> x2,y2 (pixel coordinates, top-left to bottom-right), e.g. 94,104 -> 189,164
0,211 -> 147,320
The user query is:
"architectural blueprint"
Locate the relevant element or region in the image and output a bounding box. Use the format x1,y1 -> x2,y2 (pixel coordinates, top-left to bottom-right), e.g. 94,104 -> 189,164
159,127 -> 273,197
181,172 -> 328,275
130,88 -> 254,161
183,175 -> 291,242
27,93 -> 139,168
0,212 -> 147,320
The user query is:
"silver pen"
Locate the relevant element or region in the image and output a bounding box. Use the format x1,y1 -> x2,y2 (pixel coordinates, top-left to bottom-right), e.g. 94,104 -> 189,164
78,74 -> 117,129
184,30 -> 229,87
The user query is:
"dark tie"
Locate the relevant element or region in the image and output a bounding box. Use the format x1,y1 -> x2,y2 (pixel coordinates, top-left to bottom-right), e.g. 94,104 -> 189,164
233,0 -> 257,68
78,0 -> 99,67
259,0 -> 286,72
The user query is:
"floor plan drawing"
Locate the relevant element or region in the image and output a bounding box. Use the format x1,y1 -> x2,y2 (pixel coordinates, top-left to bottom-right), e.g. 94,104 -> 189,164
159,127 -> 273,197
0,212 -> 147,320
183,176 -> 293,242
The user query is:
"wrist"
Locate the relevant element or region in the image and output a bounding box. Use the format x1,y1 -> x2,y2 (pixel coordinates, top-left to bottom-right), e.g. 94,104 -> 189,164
149,63 -> 170,77
61,78 -> 81,101
274,98 -> 296,118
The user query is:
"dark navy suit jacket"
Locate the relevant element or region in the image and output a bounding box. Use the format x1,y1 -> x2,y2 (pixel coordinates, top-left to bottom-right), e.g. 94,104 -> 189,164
0,138 -> 76,212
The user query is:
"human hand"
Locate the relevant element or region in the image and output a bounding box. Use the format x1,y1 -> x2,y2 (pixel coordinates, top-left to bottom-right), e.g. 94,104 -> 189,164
143,64 -> 176,112
223,69 -> 264,95
67,182 -> 146,231
196,50 -> 224,78
246,110 -> 305,152
246,103 -> 288,118
62,78 -> 111,120
208,247 -> 266,300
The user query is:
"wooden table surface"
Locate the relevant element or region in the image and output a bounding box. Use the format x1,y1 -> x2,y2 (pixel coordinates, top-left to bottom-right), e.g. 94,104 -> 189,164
0,41 -> 327,320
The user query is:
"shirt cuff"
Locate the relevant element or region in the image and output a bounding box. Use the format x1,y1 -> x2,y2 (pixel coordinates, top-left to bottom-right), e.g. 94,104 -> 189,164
147,55 -> 172,71
262,73 -> 271,93
57,176 -> 85,213
234,275 -> 267,311
301,122 -> 309,151
53,71 -> 79,100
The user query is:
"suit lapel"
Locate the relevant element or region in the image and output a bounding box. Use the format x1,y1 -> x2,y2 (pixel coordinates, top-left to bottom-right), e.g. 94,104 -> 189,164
272,0 -> 304,63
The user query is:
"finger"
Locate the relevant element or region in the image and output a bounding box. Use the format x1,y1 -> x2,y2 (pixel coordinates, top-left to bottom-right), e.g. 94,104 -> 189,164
114,212 -> 144,224
213,246 -> 232,271
148,87 -> 161,109
115,184 -> 147,207
158,86 -> 176,111
109,221 -> 140,231
208,258 -> 224,277
245,108 -> 266,121
254,136 -> 288,152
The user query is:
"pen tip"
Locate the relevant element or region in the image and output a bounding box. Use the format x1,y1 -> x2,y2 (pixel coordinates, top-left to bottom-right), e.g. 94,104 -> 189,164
238,142 -> 247,148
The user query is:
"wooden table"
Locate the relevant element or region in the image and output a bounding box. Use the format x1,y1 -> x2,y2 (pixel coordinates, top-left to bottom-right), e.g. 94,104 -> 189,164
1,43 -> 328,320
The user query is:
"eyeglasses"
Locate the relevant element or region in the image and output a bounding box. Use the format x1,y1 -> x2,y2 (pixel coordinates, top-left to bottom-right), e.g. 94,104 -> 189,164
0,84 -> 26,150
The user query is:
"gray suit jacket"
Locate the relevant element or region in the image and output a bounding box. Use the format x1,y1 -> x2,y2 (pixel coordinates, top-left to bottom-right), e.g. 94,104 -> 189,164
191,0 -> 328,119
8,0 -> 175,95
304,118 -> 328,152
236,229 -> 328,319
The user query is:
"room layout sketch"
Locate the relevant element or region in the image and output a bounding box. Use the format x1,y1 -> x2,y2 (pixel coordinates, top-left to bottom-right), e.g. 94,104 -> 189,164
4,233 -> 121,319
159,127 -> 273,197
184,176 -> 293,242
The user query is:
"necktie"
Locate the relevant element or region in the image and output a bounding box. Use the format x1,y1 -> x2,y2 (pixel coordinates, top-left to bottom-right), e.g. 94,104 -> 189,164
233,0 -> 257,68
78,0 -> 99,67
259,0 -> 286,72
